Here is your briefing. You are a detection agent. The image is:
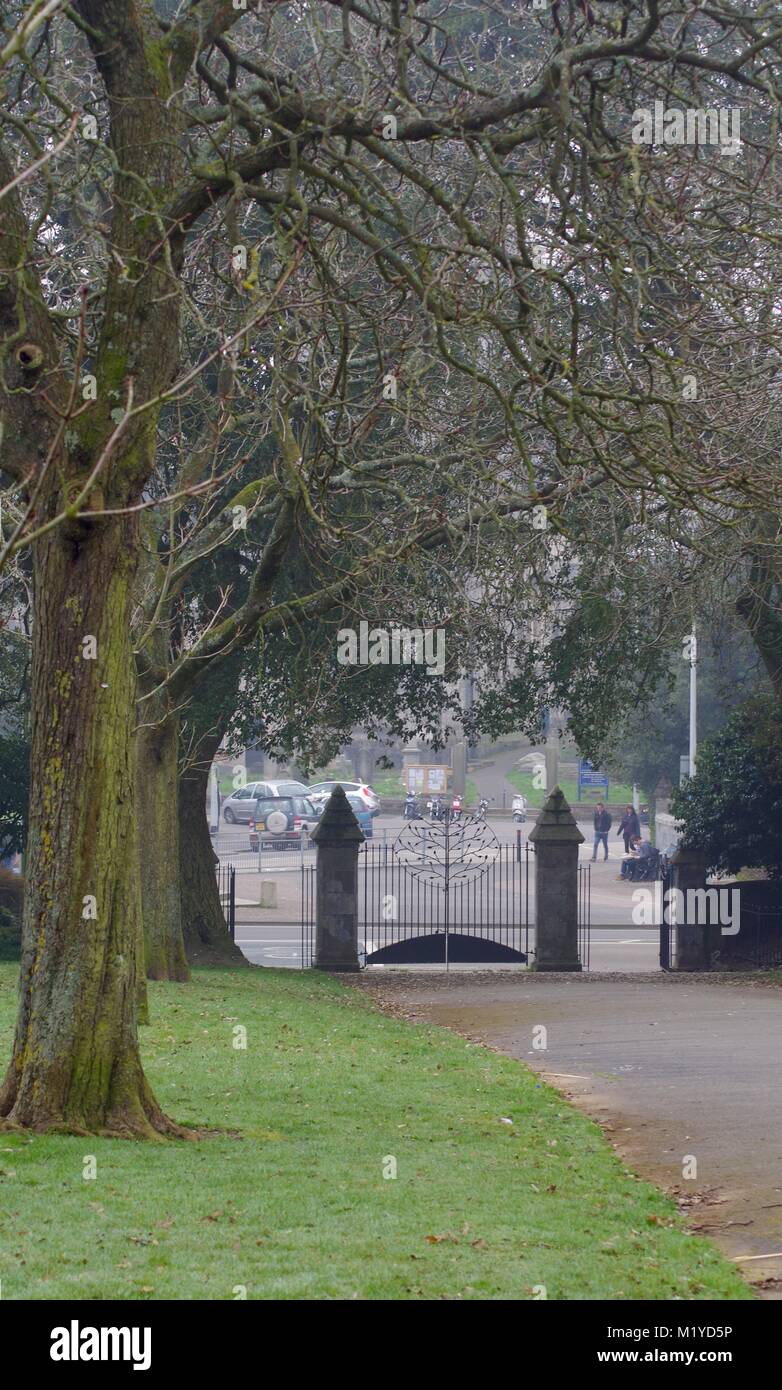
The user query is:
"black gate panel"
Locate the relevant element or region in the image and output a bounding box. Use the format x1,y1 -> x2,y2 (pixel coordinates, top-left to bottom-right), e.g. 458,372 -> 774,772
359,829 -> 533,966
367,931 -> 527,964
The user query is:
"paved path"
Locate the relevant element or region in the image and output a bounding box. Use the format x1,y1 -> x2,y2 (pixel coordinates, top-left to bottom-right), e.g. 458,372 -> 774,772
351,969 -> 782,1298
468,745 -> 526,807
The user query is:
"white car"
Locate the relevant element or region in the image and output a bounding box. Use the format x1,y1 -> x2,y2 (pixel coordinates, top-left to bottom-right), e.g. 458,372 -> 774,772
307,780 -> 380,817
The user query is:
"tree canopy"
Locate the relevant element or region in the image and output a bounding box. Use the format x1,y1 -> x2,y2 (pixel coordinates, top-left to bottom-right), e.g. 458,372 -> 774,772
672,695 -> 782,880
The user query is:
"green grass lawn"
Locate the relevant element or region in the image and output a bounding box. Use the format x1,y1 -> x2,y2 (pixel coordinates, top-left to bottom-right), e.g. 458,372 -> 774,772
0,964 -> 750,1301
507,770 -> 636,810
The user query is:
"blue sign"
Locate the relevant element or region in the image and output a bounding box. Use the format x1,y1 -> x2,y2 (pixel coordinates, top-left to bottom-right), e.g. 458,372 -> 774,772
578,759 -> 609,800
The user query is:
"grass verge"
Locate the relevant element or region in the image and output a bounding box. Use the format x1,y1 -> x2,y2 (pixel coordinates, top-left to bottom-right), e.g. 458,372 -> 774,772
0,964 -> 750,1300
507,770 -> 636,810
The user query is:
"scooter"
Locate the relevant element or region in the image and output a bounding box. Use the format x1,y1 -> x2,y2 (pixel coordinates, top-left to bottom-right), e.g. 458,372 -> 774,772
451,794 -> 463,822
476,796 -> 490,821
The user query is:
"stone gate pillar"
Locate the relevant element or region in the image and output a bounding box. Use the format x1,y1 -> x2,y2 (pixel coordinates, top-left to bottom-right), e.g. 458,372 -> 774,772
311,786 -> 364,972
528,786 -> 584,972
670,845 -> 711,970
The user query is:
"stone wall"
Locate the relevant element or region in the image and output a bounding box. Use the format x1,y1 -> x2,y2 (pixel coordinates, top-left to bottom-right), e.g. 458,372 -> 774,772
654,811 -> 680,855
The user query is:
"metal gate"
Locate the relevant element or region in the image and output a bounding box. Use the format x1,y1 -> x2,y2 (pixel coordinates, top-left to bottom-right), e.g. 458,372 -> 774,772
216,823 -> 602,971
358,820 -> 533,964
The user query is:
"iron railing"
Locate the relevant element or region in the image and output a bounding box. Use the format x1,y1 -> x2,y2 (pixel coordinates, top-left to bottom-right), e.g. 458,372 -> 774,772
714,905 -> 782,971
215,861 -> 236,940
577,861 -> 591,970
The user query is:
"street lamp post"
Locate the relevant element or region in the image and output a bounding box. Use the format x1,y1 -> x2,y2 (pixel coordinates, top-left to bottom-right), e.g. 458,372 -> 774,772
688,627 -> 697,777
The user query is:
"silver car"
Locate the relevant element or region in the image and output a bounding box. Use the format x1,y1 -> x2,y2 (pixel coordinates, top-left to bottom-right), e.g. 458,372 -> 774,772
222,779 -> 310,824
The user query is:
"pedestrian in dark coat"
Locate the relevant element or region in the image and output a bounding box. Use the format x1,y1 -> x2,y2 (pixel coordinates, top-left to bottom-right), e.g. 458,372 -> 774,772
592,802 -> 612,861
617,805 -> 641,853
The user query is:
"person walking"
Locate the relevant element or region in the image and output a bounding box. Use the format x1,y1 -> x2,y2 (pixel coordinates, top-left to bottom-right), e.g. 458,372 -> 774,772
592,802 -> 612,861
617,804 -> 641,853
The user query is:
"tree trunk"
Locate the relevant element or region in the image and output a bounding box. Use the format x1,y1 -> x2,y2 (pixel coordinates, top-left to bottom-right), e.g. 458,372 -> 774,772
179,739 -> 247,968
136,713 -> 190,982
0,519 -> 185,1137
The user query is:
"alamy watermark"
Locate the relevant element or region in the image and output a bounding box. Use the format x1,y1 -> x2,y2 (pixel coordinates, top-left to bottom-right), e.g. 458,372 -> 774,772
336,620 -> 445,677
50,1321 -> 151,1371
631,884 -> 739,935
632,102 -> 741,156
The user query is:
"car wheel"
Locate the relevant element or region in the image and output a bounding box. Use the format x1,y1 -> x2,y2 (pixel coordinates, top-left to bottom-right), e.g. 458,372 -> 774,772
224,807 -> 236,824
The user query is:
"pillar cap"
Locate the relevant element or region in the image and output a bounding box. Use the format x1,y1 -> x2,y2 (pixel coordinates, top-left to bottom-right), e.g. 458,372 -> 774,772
528,786 -> 585,844
310,784 -> 365,844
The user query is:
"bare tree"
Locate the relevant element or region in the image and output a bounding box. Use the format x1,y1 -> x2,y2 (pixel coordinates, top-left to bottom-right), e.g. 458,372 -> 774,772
2,0 -> 782,1135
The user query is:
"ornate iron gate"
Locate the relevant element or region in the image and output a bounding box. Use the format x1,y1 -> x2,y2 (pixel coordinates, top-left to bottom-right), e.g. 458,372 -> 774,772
358,819 -> 533,964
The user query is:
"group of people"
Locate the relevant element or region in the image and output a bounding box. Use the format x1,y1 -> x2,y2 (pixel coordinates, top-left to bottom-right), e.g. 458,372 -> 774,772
592,803 -> 656,878
592,802 -> 639,859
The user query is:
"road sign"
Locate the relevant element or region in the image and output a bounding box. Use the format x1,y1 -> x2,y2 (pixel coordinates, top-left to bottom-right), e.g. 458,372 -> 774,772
578,759 -> 609,800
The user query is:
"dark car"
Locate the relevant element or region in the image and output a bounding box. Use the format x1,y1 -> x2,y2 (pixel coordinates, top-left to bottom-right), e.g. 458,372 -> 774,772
249,795 -> 319,851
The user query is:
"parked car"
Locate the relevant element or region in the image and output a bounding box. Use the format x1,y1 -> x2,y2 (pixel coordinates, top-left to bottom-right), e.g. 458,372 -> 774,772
307,780 -> 380,817
345,793 -> 373,839
223,779 -> 310,824
249,795 -> 319,851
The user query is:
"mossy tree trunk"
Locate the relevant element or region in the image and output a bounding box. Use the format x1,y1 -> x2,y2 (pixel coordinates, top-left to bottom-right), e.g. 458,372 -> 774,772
0,0 -> 213,1134
0,518 -> 184,1136
136,710 -> 190,982
179,732 -> 246,968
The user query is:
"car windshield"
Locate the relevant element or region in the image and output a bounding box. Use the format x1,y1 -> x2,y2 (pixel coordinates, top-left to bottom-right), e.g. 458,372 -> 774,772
275,782 -> 308,795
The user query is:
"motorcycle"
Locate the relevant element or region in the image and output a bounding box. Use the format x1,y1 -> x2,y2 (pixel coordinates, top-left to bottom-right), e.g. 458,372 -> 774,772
512,793 -> 527,824
476,796 -> 490,821
403,793 -> 421,821
428,796 -> 445,822
451,794 -> 463,822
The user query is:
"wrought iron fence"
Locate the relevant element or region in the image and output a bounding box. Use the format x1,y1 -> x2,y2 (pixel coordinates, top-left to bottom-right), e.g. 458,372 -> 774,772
215,861 -> 236,940
714,905 -> 782,971
659,862 -> 675,970
577,862 -> 591,970
300,863 -> 317,968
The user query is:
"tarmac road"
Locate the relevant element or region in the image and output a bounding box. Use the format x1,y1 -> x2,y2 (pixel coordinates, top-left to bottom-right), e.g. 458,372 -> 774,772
220,812 -> 661,971
350,968 -> 782,1299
